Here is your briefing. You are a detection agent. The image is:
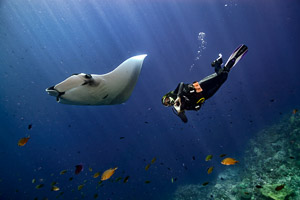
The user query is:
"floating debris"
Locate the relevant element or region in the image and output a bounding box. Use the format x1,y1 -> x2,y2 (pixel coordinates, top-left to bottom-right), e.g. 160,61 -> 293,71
205,155 -> 213,161
101,167 -> 118,181
123,176 -> 129,183
115,177 -> 123,182
60,170 -> 67,175
18,136 -> 30,146
207,167 -> 214,174
221,158 -> 239,165
75,165 -> 83,175
93,172 -> 100,178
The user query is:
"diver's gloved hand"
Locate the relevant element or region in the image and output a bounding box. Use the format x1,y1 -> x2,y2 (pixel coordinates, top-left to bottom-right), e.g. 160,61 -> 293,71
211,53 -> 223,67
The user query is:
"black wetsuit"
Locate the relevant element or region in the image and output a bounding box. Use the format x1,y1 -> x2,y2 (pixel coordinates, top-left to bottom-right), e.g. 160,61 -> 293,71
167,44 -> 248,123
172,65 -> 229,123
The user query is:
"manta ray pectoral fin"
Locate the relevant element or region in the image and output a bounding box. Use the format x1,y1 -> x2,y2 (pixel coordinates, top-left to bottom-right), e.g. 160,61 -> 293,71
45,55 -> 147,105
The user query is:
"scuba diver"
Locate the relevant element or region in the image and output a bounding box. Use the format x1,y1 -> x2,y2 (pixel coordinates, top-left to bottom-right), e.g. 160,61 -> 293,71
161,44 -> 248,123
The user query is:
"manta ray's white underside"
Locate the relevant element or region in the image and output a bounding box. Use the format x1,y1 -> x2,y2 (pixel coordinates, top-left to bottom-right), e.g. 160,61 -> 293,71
46,54 -> 147,105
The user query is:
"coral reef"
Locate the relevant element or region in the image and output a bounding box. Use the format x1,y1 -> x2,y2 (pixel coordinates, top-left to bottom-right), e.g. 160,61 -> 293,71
173,111 -> 300,200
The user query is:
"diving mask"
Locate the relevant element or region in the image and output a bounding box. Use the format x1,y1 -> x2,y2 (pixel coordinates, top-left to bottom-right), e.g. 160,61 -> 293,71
162,96 -> 175,107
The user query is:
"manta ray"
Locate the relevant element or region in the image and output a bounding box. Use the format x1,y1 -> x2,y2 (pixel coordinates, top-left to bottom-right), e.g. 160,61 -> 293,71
46,54 -> 147,105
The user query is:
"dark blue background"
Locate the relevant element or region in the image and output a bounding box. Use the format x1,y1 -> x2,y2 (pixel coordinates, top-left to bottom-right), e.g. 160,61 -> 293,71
1,0 -> 299,199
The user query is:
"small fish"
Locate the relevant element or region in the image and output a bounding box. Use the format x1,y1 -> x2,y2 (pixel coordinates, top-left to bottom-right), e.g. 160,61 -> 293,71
35,184 -> 44,189
93,172 -> 100,178
69,177 -> 73,181
32,179 -> 36,183
51,186 -> 60,191
75,165 -> 83,175
60,170 -> 67,175
77,184 -> 84,190
205,155 -> 213,161
18,136 -> 30,146
145,164 -> 151,171
120,137 -> 125,140
221,158 -> 239,165
151,157 -> 156,164
51,181 -> 57,186
123,176 -> 129,183
28,124 -> 32,130
192,156 -> 196,160
98,180 -> 103,185
89,167 -> 93,172
275,184 -> 285,191
94,193 -> 98,199
145,180 -> 151,184
219,154 -> 227,157
289,156 -> 295,159
292,109 -> 298,114
171,177 -> 177,183
207,167 -> 214,174
101,167 -> 118,181
202,182 -> 209,186
256,185 -> 263,189
244,192 -> 250,195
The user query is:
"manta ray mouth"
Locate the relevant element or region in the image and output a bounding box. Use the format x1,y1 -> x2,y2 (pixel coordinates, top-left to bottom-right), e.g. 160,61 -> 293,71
46,86 -> 65,98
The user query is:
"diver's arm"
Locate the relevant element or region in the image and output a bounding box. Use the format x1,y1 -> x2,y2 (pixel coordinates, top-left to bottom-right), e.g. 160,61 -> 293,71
178,111 -> 188,123
174,82 -> 184,95
173,97 -> 188,123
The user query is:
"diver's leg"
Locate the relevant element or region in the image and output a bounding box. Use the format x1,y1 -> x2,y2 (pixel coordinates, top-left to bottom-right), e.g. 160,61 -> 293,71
199,71 -> 228,99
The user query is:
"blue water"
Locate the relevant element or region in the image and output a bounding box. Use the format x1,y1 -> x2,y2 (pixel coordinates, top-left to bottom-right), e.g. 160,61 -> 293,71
1,0 -> 300,199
